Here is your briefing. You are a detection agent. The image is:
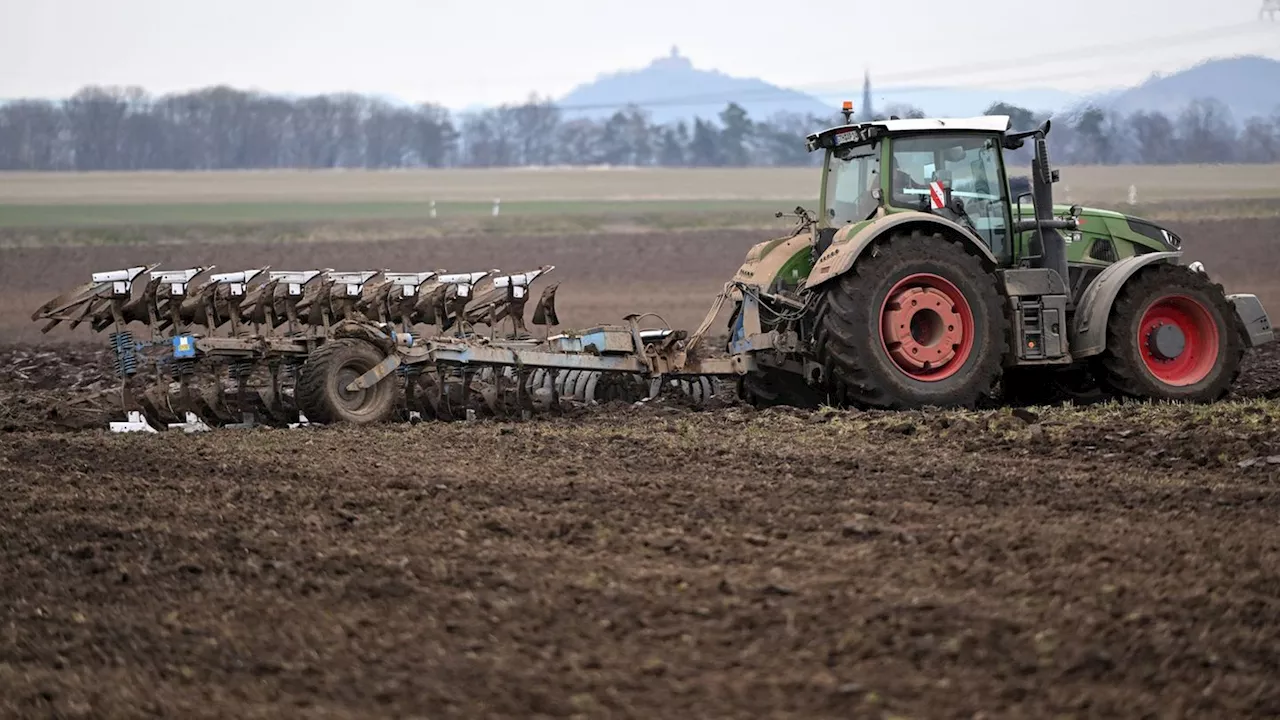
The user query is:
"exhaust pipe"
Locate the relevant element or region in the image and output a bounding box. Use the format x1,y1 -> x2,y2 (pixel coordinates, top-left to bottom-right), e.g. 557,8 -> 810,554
1032,135 -> 1068,287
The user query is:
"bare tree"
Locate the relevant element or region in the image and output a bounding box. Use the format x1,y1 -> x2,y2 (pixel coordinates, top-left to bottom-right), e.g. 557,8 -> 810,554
63,86 -> 131,170
1239,115 -> 1279,163
0,100 -> 66,169
1177,98 -> 1238,164
555,118 -> 605,165
2,83 -> 1277,171
510,95 -> 561,166
1128,111 -> 1178,164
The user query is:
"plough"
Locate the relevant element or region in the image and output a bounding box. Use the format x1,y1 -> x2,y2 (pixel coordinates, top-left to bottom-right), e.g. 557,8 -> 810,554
32,262 -> 758,431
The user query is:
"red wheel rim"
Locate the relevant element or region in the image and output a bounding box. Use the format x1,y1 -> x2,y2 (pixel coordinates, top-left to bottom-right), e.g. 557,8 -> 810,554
878,273 -> 975,382
1138,295 -> 1220,387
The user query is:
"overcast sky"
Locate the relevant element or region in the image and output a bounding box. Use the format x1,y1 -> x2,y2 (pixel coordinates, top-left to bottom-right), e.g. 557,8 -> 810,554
2,0 -> 1277,107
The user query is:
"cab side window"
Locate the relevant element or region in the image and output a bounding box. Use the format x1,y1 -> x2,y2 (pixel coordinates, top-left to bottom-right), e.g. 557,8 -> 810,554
889,135 -> 1010,259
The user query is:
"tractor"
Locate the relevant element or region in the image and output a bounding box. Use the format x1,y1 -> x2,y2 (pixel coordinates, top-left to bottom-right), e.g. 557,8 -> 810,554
728,110 -> 1274,409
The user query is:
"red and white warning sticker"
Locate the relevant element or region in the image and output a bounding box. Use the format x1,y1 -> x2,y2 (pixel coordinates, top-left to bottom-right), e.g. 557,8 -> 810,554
929,181 -> 946,210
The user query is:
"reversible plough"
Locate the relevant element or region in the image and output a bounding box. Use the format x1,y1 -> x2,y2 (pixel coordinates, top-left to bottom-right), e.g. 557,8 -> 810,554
32,263 -> 733,431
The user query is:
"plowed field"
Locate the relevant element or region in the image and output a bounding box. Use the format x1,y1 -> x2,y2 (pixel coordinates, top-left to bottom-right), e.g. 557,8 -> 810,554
2,218 -> 1279,718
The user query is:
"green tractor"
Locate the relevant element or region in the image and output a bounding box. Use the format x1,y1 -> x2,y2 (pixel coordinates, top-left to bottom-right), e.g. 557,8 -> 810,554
728,111 -> 1274,408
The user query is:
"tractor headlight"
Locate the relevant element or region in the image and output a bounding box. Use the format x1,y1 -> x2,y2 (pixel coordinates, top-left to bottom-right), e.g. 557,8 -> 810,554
1161,228 -> 1182,249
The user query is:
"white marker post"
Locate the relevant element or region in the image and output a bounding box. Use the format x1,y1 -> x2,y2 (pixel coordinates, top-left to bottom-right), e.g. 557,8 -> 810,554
1128,184 -> 1138,205
492,198 -> 501,217
429,200 -> 437,219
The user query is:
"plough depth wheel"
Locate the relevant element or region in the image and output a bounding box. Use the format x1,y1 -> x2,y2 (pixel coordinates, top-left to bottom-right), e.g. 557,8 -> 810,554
297,338 -> 396,425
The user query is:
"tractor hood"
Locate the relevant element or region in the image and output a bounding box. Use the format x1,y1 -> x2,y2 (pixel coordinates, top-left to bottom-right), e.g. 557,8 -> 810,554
1016,201 -> 1182,253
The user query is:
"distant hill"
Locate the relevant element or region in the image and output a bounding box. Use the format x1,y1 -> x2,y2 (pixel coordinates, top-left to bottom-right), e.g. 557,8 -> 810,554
552,49 -> 1088,125
555,47 -> 835,125
1080,55 -> 1280,121
443,51 -> 1280,127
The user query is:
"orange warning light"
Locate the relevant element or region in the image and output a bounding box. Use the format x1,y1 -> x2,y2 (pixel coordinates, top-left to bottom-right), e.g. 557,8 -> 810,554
841,101 -> 853,110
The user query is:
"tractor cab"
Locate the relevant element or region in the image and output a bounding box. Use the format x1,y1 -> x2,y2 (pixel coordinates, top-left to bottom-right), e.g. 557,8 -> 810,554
811,115 -> 1018,265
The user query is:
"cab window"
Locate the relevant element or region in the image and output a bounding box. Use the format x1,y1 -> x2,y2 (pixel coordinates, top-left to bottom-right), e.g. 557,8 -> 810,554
888,134 -> 1010,258
824,143 -> 880,226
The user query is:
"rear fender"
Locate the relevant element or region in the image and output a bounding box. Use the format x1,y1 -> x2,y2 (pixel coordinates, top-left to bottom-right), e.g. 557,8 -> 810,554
731,230 -> 814,289
805,212 -> 998,290
1070,252 -> 1181,358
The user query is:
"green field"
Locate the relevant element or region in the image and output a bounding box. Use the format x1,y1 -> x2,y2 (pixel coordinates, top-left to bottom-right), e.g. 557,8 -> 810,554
0,199 -> 800,229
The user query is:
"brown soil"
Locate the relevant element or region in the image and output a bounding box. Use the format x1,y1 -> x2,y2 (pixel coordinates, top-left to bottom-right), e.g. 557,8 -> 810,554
3,221 -> 1280,718
3,360 -> 1280,718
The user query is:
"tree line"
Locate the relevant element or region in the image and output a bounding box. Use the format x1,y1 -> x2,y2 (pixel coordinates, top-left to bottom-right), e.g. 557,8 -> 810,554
0,85 -> 1277,171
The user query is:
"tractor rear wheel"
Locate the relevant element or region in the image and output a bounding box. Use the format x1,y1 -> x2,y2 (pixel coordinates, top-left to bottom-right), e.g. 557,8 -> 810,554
1094,264 -> 1243,402
813,230 -> 1007,409
297,338 -> 397,425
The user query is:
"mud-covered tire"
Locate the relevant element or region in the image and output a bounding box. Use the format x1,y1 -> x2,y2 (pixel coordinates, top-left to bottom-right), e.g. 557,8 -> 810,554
814,230 -> 1007,409
296,338 -> 397,425
1093,263 -> 1244,402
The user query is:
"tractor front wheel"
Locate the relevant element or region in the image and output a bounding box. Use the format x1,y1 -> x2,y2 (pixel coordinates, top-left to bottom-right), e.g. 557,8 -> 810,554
813,230 -> 1008,409
1094,264 -> 1243,402
297,338 -> 397,425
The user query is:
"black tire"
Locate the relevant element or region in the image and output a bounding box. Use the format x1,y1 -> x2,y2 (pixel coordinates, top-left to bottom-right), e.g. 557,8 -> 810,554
813,230 -> 1008,409
296,338 -> 397,425
1093,264 -> 1244,402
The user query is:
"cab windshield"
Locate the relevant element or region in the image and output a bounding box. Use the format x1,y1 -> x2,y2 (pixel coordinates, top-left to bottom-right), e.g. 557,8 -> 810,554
824,143 -> 880,226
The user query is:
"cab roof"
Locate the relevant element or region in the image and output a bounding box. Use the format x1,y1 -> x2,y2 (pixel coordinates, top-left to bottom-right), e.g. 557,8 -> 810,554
806,115 -> 1012,152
